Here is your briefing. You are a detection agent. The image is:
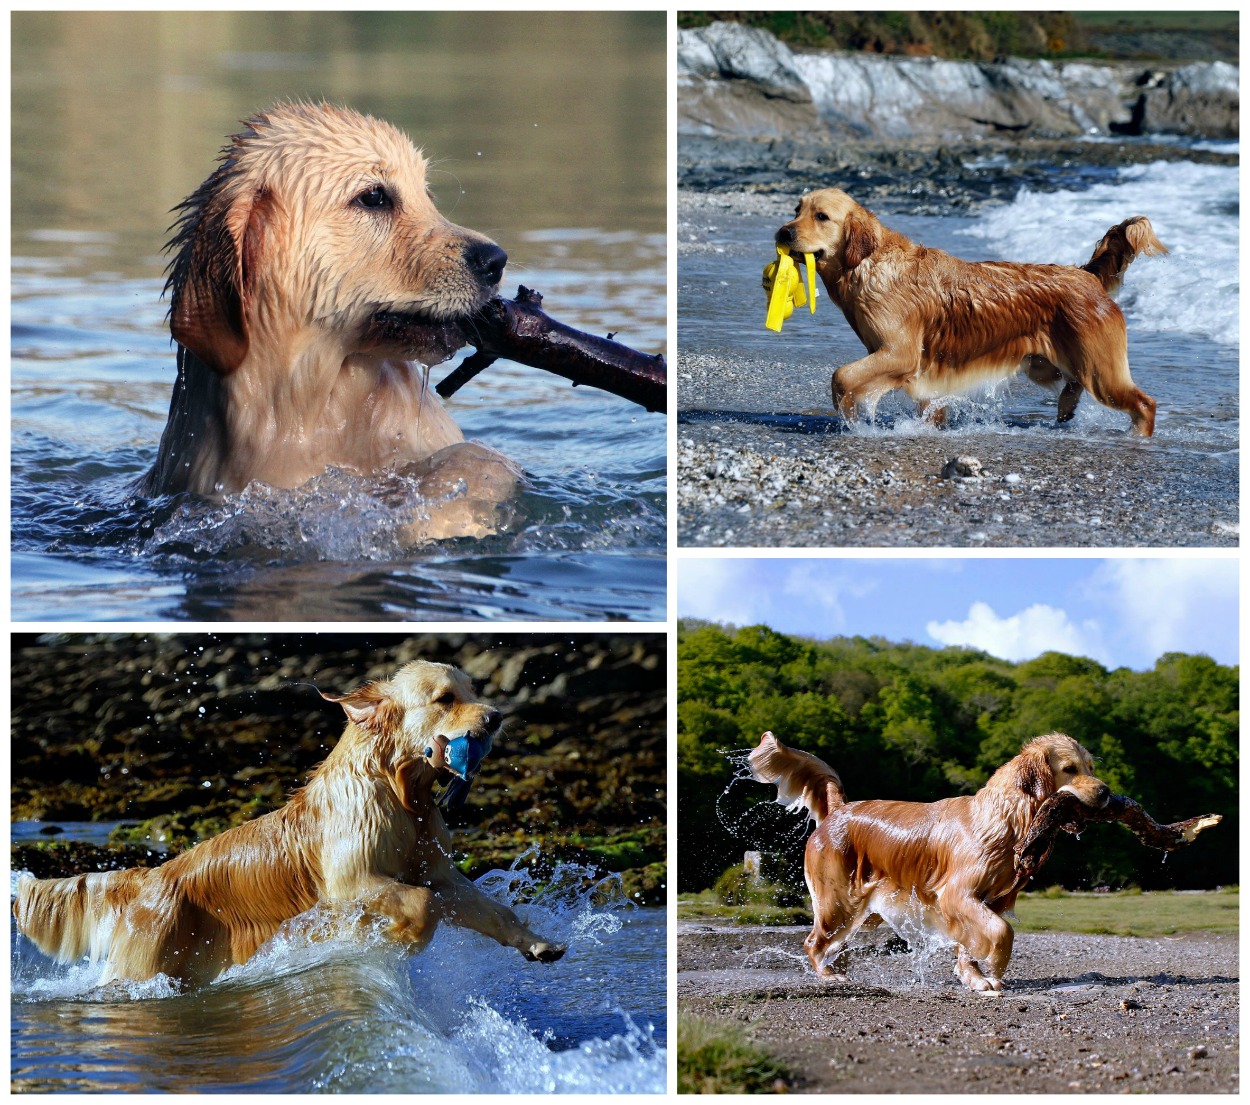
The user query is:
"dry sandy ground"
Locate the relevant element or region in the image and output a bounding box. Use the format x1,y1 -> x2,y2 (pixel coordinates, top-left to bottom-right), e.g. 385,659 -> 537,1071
679,921 -> 1238,1094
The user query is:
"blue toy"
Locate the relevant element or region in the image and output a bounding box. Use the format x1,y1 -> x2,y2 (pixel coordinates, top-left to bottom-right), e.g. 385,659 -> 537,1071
430,732 -> 494,808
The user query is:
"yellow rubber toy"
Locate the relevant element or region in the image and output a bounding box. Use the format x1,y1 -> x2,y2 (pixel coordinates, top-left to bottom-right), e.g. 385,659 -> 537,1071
763,245 -> 817,332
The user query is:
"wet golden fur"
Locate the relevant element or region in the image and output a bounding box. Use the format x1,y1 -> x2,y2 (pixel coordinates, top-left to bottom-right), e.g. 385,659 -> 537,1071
141,102 -> 517,537
13,661 -> 565,988
777,188 -> 1166,435
749,730 -> 1110,992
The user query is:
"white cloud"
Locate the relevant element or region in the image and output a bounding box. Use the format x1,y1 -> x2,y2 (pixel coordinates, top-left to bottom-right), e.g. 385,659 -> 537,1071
677,559 -> 770,627
1089,559 -> 1238,665
778,563 -> 866,632
926,600 -> 1109,664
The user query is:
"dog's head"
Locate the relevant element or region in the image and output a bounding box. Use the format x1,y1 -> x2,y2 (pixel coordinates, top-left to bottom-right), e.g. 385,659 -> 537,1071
775,187 -> 880,276
322,660 -> 502,806
1010,733 -> 1109,806
166,101 -> 507,374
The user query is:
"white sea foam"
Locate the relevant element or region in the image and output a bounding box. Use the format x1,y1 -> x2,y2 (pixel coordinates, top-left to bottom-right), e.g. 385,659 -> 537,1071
960,159 -> 1239,347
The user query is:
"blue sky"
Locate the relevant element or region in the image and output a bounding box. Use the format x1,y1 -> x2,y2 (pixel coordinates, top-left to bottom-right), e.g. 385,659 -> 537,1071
677,557 -> 1238,671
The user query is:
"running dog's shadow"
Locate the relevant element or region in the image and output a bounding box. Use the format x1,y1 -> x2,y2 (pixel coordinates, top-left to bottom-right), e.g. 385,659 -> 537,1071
679,409 -> 1042,434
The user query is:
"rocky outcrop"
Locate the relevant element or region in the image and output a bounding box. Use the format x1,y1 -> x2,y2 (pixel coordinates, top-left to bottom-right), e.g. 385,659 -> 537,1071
1139,61 -> 1239,138
679,21 -> 1239,142
678,20 -> 827,140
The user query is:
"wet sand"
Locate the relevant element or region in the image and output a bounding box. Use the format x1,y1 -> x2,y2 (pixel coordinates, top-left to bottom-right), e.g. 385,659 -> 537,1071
679,921 -> 1239,1093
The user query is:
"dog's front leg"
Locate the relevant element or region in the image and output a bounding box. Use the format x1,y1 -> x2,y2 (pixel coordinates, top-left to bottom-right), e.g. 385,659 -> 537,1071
831,346 -> 918,422
436,869 -> 566,962
364,880 -> 443,951
399,442 -> 521,544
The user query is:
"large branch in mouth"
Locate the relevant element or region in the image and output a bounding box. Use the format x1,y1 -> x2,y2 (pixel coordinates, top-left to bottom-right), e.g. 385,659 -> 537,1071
359,315 -> 470,369
1013,790 -> 1222,889
370,286 -> 667,413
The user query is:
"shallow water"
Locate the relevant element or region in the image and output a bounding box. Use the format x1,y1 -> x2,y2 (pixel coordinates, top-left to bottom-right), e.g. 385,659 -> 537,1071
11,12 -> 666,622
11,851 -> 666,1094
678,151 -> 1238,465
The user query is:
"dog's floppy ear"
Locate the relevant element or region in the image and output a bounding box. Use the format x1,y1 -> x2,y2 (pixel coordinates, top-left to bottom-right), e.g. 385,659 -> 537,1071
322,681 -> 400,734
1015,742 -> 1056,802
841,209 -> 879,271
167,168 -> 272,374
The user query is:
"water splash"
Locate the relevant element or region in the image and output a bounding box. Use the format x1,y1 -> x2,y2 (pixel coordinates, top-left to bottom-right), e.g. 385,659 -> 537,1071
715,746 -> 812,846
10,857 -> 665,1093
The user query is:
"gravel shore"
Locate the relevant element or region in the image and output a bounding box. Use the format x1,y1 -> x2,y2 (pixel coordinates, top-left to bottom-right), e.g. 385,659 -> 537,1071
677,415 -> 1237,548
679,921 -> 1239,1093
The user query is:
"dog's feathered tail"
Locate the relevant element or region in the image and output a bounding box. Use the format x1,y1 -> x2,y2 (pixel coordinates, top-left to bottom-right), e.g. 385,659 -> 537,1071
1083,216 -> 1168,298
13,869 -> 143,966
748,731 -> 846,826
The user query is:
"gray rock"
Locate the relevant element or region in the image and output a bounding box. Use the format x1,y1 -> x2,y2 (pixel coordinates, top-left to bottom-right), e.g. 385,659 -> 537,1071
680,22 -> 810,102
941,456 -> 985,479
1141,61 -> 1239,138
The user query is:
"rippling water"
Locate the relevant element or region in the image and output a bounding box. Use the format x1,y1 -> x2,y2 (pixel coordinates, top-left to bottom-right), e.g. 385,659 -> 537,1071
11,11 -> 666,621
11,861 -> 666,1093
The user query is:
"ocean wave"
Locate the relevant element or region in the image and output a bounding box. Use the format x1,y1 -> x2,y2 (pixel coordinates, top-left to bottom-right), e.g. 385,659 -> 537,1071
960,159 -> 1239,348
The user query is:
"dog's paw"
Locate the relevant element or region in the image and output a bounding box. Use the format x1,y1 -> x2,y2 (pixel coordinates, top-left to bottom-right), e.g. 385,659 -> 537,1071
523,941 -> 567,963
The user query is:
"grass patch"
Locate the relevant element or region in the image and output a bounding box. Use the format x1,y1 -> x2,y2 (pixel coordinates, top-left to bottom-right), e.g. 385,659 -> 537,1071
678,891 -> 811,927
679,888 -> 1238,936
678,11 -> 1236,60
1073,12 -> 1238,33
677,1015 -> 790,1094
1015,887 -> 1238,937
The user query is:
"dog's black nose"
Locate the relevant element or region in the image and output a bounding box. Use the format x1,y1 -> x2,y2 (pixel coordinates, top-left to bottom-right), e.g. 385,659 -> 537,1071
484,707 -> 502,731
776,225 -> 794,245
466,241 -> 507,286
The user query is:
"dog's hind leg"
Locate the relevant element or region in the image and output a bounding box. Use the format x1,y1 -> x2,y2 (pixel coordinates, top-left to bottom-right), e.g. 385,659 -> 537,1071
805,899 -> 873,980
1056,380 -> 1084,423
1058,309 -> 1155,436
1024,354 -> 1083,424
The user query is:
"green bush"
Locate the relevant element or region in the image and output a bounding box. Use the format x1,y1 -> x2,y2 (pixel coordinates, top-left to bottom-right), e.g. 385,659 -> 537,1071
713,864 -> 804,909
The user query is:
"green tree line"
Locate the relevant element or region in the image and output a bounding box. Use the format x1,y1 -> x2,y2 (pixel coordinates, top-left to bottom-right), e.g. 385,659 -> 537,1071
678,620 -> 1237,893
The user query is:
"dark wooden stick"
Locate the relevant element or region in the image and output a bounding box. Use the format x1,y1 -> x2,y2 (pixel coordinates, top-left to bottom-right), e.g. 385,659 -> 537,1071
447,287 -> 666,412
1013,790 -> 1222,890
370,286 -> 665,412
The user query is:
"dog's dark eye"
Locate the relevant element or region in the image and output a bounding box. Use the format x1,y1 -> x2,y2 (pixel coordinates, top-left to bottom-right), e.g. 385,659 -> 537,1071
435,691 -> 455,706
815,212 -> 829,222
354,185 -> 393,210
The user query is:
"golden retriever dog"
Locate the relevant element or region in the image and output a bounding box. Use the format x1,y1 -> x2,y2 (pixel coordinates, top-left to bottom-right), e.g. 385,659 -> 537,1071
138,102 -> 518,539
13,661 -> 566,988
776,188 -> 1166,435
749,730 -> 1110,993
